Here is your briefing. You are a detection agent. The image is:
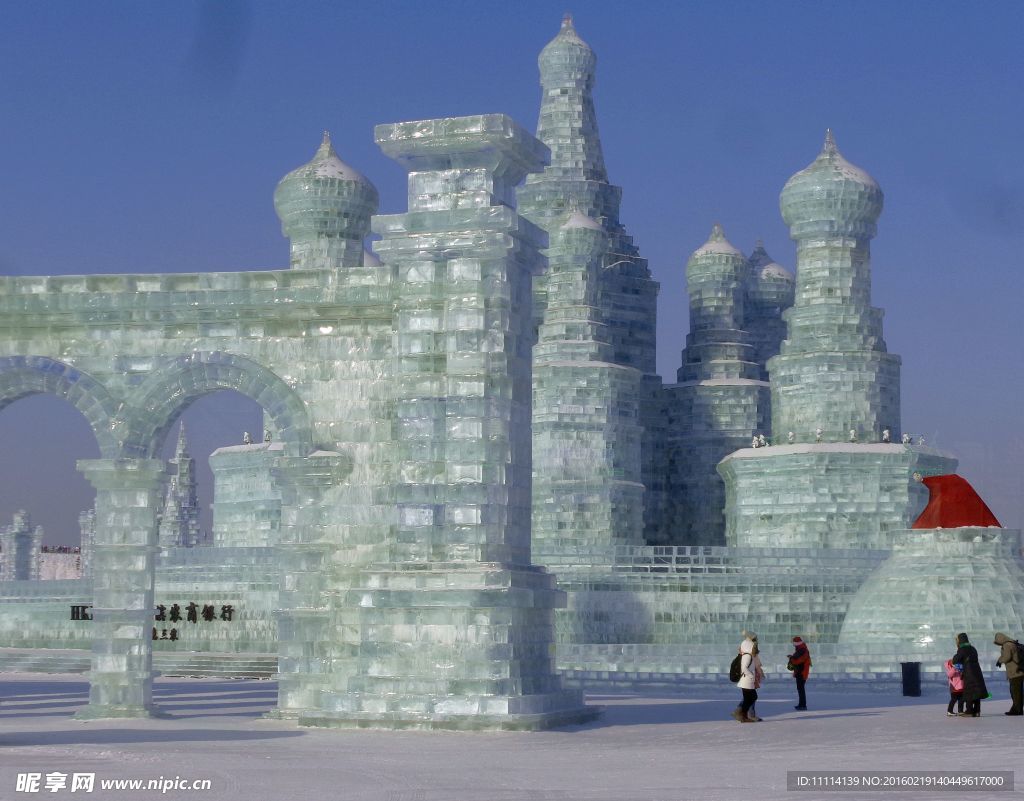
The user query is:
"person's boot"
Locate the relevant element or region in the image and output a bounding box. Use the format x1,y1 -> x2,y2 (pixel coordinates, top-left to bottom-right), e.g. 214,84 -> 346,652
730,707 -> 746,722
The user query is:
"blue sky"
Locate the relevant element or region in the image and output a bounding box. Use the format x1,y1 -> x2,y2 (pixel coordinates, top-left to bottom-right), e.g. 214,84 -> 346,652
1,0 -> 1022,542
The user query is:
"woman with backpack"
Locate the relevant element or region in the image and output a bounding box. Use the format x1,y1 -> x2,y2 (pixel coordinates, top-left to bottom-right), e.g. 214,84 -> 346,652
952,632 -> 989,717
993,632 -> 1023,715
731,631 -> 764,722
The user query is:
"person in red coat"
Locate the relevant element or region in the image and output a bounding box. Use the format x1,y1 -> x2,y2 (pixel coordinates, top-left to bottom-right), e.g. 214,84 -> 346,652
788,636 -> 812,710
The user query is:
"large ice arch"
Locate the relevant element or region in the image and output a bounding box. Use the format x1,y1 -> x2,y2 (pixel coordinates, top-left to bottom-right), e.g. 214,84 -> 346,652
0,356 -> 122,458
123,351 -> 315,458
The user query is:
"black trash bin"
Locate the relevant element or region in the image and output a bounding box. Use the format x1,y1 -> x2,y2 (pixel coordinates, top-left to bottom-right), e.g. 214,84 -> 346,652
901,661 -> 921,696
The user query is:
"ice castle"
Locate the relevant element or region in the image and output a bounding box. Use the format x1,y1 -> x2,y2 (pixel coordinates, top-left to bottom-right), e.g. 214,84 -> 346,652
1,16 -> 1021,729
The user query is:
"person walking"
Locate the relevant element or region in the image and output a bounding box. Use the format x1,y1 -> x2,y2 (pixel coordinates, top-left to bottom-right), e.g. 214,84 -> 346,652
994,632 -> 1023,716
732,631 -> 764,722
952,632 -> 988,717
788,636 -> 812,710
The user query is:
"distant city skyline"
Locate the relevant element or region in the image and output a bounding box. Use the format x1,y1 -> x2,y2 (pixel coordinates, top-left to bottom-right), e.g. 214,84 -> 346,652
1,0 -> 1021,542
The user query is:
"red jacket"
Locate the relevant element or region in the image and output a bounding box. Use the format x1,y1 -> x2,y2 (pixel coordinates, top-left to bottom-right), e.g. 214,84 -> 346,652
789,643 -> 811,680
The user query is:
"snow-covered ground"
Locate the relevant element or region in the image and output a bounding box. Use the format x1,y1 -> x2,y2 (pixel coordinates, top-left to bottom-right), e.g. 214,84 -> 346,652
1,673 -> 1019,801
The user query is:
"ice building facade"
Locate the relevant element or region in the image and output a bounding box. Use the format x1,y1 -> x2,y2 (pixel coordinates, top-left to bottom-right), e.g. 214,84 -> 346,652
0,16 -> 1020,725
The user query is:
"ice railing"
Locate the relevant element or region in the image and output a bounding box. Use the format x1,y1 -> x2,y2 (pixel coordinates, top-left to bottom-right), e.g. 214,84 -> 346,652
534,543 -> 891,575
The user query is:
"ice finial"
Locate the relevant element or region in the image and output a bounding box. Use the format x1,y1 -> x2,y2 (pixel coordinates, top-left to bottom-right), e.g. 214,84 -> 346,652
316,130 -> 334,157
562,12 -> 573,29
709,222 -> 726,241
822,128 -> 837,157
175,421 -> 188,456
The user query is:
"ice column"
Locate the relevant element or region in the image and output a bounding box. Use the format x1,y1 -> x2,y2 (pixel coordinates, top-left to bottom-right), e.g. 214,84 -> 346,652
269,451 -> 349,718
75,458 -> 165,719
300,115 -> 594,730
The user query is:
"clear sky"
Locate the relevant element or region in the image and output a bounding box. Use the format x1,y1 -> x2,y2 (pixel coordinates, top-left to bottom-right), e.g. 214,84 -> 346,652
1,0 -> 1022,543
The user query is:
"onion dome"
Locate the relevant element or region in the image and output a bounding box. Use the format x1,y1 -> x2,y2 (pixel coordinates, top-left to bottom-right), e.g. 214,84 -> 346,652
690,223 -> 743,260
686,224 -> 747,329
539,13 -> 596,85
746,241 -> 795,307
780,129 -> 883,239
273,131 -> 379,245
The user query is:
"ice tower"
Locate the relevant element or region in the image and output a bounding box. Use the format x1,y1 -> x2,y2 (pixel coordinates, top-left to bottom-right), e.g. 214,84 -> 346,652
273,132 -> 379,270
665,225 -> 772,545
720,132 -> 956,549
532,210 -> 644,552
0,511 -> 42,581
157,423 -> 203,549
517,16 -> 662,547
744,242 -> 794,379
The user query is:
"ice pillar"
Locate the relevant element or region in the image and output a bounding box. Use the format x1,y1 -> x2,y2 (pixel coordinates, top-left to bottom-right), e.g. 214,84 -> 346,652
300,115 -> 595,730
75,458 -> 165,719
269,451 -> 349,718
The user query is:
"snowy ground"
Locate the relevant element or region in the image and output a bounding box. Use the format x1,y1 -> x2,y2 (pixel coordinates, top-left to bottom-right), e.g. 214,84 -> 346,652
1,673 -> 1020,801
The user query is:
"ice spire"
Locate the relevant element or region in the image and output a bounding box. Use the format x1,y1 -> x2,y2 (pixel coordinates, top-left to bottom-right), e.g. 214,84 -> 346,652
535,14 -> 607,181
822,128 -> 837,156
175,421 -> 189,459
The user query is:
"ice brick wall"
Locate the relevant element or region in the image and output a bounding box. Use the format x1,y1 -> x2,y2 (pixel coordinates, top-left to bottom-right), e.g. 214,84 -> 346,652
840,527 -> 1024,659
209,443 -> 283,548
720,444 -> 957,549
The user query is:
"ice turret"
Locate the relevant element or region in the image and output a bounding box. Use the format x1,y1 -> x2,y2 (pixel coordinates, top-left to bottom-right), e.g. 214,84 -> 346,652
771,130 -> 899,443
678,224 -> 757,382
744,241 -> 794,379
668,225 -> 769,545
274,132 -> 379,270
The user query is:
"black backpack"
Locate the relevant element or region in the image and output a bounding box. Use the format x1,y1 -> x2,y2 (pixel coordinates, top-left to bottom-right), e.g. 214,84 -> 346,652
1014,640 -> 1024,667
729,653 -> 743,683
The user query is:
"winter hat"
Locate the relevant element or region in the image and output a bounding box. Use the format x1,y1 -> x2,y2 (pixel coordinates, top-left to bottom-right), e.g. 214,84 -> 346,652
792,636 -> 804,644
957,632 -> 970,645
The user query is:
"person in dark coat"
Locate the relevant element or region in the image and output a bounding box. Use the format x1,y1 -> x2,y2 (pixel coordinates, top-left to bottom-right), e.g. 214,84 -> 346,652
953,632 -> 989,717
788,636 -> 811,710
993,632 -> 1023,716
